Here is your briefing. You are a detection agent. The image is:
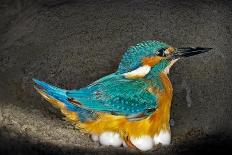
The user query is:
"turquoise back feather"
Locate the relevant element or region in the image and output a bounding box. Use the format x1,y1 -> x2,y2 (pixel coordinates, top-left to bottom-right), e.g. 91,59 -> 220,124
67,73 -> 157,117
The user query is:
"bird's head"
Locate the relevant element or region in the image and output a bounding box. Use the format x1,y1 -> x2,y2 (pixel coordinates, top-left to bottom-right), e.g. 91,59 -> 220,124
117,40 -> 212,77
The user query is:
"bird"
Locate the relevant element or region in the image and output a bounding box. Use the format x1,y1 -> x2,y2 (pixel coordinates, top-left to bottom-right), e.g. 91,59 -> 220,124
33,40 -> 211,151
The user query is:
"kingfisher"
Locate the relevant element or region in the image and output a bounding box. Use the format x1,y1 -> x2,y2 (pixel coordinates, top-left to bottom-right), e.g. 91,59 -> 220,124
33,40 -> 211,151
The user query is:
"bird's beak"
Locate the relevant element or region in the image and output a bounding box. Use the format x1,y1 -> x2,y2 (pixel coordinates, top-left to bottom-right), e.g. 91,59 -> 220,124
173,47 -> 212,59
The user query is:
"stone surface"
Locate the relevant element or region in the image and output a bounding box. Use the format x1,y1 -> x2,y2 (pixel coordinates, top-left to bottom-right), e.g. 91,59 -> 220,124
0,0 -> 231,154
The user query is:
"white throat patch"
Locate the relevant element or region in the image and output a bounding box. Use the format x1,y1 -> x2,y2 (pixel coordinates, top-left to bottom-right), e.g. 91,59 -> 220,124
163,59 -> 179,74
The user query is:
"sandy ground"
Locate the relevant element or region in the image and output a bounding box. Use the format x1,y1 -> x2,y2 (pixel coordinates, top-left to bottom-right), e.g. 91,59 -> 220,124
0,0 -> 232,154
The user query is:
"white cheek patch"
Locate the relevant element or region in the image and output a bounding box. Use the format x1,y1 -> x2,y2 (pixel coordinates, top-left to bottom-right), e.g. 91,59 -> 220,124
124,65 -> 151,78
99,132 -> 123,147
130,135 -> 153,151
153,130 -> 171,145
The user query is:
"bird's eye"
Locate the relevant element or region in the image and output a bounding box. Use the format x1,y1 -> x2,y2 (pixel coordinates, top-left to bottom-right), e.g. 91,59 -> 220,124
157,48 -> 167,57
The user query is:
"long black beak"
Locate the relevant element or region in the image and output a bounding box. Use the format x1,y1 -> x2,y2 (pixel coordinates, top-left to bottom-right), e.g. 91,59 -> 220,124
173,47 -> 212,58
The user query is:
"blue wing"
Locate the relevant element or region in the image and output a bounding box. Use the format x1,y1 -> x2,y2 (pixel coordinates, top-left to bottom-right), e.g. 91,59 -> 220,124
33,79 -> 97,122
66,73 -> 158,118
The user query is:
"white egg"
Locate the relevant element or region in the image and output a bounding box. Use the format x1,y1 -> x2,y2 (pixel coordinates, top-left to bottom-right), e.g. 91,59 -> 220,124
153,130 -> 171,145
99,132 -> 123,147
130,135 -> 153,151
91,134 -> 99,142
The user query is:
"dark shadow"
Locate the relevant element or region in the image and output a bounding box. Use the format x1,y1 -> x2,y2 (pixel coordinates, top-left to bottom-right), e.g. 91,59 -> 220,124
0,127 -> 232,155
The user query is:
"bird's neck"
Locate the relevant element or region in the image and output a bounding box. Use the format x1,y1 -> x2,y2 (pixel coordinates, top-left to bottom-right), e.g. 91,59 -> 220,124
146,60 -> 170,78
148,73 -> 173,134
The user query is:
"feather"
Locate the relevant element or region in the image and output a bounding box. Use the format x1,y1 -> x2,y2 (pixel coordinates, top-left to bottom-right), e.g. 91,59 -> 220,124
33,79 -> 96,122
67,73 -> 158,118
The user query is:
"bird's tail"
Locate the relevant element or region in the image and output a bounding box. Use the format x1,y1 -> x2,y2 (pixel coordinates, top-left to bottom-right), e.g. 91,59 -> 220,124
33,79 -> 95,123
